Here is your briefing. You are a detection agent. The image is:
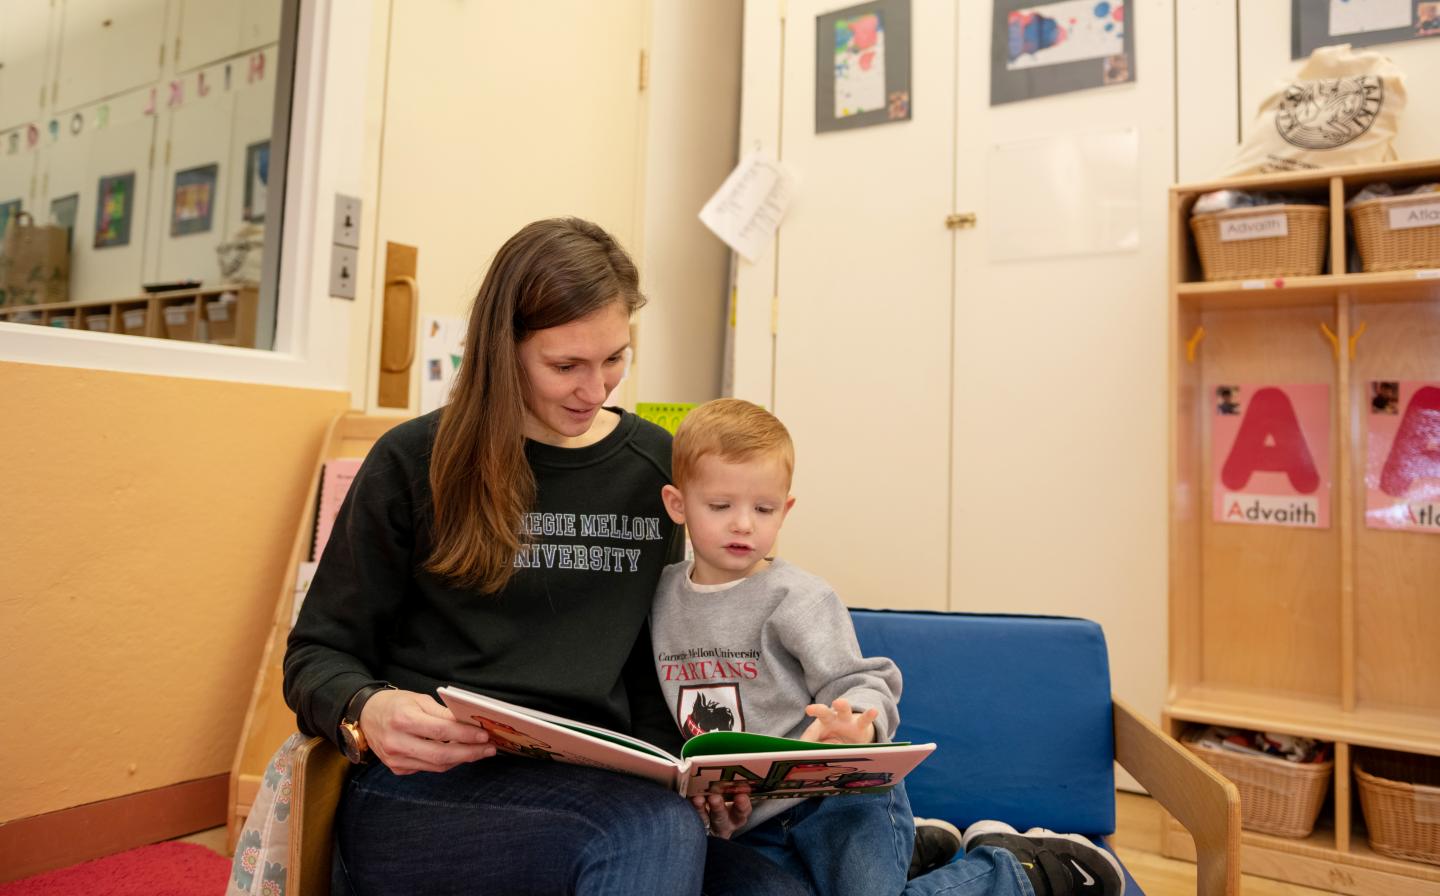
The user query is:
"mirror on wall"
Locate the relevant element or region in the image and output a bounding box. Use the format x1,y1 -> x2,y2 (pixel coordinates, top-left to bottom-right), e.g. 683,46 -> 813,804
0,0 -> 293,350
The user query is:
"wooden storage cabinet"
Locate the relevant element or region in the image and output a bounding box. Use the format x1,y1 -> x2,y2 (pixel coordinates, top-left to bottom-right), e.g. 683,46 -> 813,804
1165,158 -> 1440,894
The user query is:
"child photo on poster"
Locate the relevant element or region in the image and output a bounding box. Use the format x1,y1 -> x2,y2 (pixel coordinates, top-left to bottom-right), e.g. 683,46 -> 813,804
1211,383 -> 1331,528
1365,381 -> 1440,533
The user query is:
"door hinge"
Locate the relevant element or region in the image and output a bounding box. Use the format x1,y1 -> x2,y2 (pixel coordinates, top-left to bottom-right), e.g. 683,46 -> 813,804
945,212 -> 977,230
638,49 -> 649,91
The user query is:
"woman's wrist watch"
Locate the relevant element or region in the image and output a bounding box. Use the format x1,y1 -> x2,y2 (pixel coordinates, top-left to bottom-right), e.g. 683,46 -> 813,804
338,683 -> 396,763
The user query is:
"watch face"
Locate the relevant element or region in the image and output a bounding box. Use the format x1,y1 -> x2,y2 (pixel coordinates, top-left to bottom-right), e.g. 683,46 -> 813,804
339,720 -> 367,763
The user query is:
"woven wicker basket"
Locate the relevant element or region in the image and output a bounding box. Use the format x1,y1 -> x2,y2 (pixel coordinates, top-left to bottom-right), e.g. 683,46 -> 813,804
1355,749 -> 1440,865
1189,204 -> 1329,281
1185,741 -> 1332,838
1348,192 -> 1440,272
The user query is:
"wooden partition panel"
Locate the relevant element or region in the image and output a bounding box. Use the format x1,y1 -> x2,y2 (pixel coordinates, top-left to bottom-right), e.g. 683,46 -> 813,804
1196,305 -> 1341,698
1350,300 -> 1440,714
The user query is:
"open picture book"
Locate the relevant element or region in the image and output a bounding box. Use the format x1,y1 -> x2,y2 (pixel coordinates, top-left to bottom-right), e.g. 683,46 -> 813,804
437,685 -> 935,800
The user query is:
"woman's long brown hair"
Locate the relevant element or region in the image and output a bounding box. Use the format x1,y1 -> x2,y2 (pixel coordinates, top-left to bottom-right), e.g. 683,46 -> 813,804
425,218 -> 646,593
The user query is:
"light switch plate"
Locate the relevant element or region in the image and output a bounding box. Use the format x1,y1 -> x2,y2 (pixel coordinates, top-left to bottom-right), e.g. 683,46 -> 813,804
329,245 -> 358,299
334,194 -> 361,248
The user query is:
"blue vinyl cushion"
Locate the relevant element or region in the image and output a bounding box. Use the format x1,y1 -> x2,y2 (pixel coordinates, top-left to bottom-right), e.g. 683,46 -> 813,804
850,610 -> 1117,836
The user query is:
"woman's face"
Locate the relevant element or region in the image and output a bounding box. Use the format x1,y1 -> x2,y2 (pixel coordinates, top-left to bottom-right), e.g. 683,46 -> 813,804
516,301 -> 631,445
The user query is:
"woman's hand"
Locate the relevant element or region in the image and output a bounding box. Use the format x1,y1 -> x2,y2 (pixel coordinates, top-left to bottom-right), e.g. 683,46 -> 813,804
360,689 -> 495,775
800,697 -> 878,744
691,790 -> 752,839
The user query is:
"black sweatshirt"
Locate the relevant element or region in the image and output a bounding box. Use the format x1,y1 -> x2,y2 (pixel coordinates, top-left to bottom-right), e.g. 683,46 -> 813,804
283,408 -> 686,755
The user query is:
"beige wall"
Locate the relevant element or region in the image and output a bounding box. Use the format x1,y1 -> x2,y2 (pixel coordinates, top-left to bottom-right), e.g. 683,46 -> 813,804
1,361 -> 347,823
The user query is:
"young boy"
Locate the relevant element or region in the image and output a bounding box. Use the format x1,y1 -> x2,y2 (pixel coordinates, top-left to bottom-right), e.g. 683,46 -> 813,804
652,399 -> 1126,896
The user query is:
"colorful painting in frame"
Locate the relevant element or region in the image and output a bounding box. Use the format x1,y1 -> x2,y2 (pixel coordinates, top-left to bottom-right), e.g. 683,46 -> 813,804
991,0 -> 1134,105
172,164 -> 218,236
1210,383 -> 1332,529
1365,380 -> 1440,533
244,140 -> 269,223
815,0 -> 912,133
94,172 -> 136,248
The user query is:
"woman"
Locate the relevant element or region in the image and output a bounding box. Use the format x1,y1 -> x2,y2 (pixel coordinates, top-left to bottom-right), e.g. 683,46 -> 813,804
284,218 -> 807,894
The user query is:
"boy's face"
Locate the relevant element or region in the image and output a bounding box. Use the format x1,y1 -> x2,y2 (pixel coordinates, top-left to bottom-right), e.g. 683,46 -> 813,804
662,454 -> 795,585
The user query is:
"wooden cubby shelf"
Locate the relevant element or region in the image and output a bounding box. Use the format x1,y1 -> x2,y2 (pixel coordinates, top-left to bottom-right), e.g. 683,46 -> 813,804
0,284 -> 260,348
1166,157 -> 1440,895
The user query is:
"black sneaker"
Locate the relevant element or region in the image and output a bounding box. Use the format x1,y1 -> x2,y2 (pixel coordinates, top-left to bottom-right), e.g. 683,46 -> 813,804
908,817 -> 963,879
961,820 -> 1125,896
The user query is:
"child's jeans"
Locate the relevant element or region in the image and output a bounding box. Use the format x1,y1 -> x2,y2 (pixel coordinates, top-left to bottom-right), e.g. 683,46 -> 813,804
735,782 -> 1034,896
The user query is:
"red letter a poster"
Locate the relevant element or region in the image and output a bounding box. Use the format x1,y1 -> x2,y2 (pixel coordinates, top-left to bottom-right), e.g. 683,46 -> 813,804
1211,383 -> 1331,528
1365,381 -> 1440,533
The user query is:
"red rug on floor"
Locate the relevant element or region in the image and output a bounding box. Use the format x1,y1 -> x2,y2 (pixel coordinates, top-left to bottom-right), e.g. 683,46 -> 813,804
0,842 -> 230,896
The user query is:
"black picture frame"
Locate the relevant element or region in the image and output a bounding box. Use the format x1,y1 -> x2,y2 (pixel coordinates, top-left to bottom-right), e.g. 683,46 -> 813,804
815,0 -> 913,134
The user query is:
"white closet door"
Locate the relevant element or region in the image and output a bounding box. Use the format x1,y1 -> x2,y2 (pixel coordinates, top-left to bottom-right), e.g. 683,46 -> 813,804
55,0 -> 167,110
40,88 -> 155,301
150,90 -> 233,284
771,0 -> 956,611
0,0 -> 54,130
175,0 -> 280,71
373,0 -> 648,409
949,3 -> 1173,736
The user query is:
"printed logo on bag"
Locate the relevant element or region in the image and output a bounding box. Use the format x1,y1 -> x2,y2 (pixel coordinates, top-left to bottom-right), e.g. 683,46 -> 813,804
1276,77 -> 1383,149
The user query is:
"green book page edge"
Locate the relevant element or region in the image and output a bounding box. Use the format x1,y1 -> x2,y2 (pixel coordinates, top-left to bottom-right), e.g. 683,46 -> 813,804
680,731 -> 912,759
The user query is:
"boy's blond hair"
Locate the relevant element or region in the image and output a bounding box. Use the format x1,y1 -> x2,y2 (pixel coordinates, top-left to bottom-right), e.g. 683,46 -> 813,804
671,399 -> 794,490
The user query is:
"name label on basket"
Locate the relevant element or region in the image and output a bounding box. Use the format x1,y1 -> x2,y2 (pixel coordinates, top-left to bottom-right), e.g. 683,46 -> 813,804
1389,201 -> 1440,231
164,306 -> 189,325
1220,213 -> 1288,242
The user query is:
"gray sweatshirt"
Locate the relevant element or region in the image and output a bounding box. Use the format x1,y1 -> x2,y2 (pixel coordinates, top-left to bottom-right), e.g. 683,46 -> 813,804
649,558 -> 902,831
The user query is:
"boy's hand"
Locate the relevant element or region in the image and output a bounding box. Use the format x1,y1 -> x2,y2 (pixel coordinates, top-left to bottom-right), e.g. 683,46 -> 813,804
692,790 -> 752,839
800,698 -> 878,744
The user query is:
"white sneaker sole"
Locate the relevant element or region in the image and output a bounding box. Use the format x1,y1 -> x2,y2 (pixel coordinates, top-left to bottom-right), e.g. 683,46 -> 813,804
914,817 -> 963,840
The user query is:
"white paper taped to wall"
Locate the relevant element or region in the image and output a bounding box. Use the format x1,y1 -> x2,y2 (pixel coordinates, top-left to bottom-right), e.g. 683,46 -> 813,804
699,152 -> 797,263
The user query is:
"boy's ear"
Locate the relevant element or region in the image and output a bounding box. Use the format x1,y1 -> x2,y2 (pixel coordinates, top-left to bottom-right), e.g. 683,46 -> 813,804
661,484 -> 687,524
783,495 -> 796,516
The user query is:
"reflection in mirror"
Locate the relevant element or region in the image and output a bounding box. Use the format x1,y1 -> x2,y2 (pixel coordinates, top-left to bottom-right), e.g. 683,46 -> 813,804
0,0 -> 294,351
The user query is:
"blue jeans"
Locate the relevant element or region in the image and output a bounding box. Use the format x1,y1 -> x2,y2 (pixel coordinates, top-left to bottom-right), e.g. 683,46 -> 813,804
332,756 -> 810,896
736,783 -> 1033,896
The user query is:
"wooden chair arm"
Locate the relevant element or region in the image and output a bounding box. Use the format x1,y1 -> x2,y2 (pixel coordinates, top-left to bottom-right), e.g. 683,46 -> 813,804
288,736 -> 350,896
1112,697 -> 1240,896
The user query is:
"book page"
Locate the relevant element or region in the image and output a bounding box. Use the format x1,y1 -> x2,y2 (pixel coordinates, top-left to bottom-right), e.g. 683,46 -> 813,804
678,741 -> 934,801
437,686 -> 682,789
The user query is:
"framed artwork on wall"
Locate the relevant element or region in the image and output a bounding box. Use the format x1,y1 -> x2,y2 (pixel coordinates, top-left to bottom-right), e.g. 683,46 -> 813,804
94,173 -> 136,249
991,0 -> 1134,105
172,164 -> 218,236
815,0 -> 913,134
1292,0 -> 1440,58
243,141 -> 270,223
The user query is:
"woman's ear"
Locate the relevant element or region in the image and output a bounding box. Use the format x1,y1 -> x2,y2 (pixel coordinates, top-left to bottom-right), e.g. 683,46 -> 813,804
661,484 -> 687,525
